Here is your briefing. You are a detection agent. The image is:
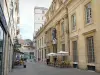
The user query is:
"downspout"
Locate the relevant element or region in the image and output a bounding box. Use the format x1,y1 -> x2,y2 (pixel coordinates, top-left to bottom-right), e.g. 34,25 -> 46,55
67,9 -> 70,56
65,6 -> 70,56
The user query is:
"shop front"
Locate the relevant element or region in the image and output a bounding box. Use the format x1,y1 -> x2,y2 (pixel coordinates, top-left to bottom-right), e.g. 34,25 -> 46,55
0,4 -> 8,75
0,26 -> 6,75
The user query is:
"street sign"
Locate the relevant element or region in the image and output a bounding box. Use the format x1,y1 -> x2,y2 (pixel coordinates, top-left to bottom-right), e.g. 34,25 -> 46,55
15,44 -> 21,48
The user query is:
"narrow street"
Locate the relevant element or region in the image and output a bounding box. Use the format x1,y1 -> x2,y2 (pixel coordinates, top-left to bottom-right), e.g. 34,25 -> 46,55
9,61 -> 99,75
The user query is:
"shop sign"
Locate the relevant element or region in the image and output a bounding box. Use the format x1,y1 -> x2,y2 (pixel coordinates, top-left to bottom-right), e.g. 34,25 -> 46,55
14,44 -> 21,48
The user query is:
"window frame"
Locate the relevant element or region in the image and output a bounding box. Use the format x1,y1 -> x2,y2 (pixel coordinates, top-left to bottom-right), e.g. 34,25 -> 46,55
42,37 -> 43,46
71,13 -> 76,31
62,44 -> 65,51
61,21 -> 64,35
86,36 -> 95,63
45,49 -> 46,58
42,49 -> 43,60
85,2 -> 93,25
72,41 -> 78,62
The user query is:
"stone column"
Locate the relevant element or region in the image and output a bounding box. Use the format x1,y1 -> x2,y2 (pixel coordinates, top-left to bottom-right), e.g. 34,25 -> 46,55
56,21 -> 60,52
64,14 -> 70,61
64,14 -> 69,53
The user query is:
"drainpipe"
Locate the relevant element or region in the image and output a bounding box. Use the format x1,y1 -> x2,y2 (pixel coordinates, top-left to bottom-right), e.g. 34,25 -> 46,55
67,13 -> 70,56
65,7 -> 70,58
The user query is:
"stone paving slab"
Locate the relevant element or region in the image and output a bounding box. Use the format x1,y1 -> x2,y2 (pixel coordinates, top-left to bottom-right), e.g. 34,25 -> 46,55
8,62 -> 100,75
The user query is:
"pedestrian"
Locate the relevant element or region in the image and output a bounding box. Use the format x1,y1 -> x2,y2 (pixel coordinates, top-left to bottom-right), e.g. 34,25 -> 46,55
54,57 -> 57,66
46,58 -> 49,65
23,58 -> 26,68
48,58 -> 50,65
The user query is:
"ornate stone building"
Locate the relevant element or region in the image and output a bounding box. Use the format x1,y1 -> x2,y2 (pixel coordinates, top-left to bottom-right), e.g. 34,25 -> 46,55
35,26 -> 47,62
65,0 -> 100,72
35,0 -> 100,72
35,0 -> 69,63
44,0 -> 69,62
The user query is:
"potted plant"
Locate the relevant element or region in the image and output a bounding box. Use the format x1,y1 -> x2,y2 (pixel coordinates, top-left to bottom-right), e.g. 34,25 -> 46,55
65,61 -> 71,68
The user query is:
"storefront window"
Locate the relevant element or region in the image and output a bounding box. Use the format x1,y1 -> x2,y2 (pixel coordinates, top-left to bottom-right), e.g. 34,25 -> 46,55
0,26 -> 4,74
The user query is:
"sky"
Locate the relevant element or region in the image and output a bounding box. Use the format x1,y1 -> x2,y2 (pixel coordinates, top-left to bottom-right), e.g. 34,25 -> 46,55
19,0 -> 52,40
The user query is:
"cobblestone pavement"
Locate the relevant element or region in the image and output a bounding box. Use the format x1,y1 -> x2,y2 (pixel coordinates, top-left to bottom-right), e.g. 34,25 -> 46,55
9,62 -> 99,75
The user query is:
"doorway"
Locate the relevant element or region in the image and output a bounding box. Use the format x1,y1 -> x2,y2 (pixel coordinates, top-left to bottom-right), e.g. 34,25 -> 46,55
72,41 -> 78,68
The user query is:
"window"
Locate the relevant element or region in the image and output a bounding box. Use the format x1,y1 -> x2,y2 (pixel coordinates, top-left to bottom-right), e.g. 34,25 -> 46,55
53,44 -> 57,53
45,49 -> 46,58
87,36 -> 95,63
37,40 -> 38,48
71,14 -> 76,30
42,37 -> 43,46
48,48 -> 50,53
62,44 -> 65,61
52,2 -> 55,12
61,21 -> 64,35
55,44 -> 57,53
62,44 -> 65,51
42,49 -> 43,60
85,2 -> 92,24
40,39 -> 41,47
72,41 -> 78,62
38,50 -> 39,59
10,9 -> 13,17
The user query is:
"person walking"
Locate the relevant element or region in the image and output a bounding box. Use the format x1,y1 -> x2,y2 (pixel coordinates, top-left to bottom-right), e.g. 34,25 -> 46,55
54,57 -> 57,66
23,58 -> 26,68
46,58 -> 49,65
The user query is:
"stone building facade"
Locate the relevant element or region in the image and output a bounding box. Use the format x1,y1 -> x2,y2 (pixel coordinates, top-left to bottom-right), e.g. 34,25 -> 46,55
35,0 -> 100,72
66,0 -> 100,72
35,26 -> 47,62
33,7 -> 48,60
0,0 -> 20,75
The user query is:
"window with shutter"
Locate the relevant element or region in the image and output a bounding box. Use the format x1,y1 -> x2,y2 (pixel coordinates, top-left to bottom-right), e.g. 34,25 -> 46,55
71,14 -> 76,31
72,41 -> 78,62
87,36 -> 95,63
85,2 -> 92,24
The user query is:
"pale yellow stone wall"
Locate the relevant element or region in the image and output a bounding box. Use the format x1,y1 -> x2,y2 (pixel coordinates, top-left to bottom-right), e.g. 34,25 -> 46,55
36,30 -> 46,61
36,1 -> 69,62
36,0 -> 100,72
92,0 -> 100,72
67,0 -> 100,71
